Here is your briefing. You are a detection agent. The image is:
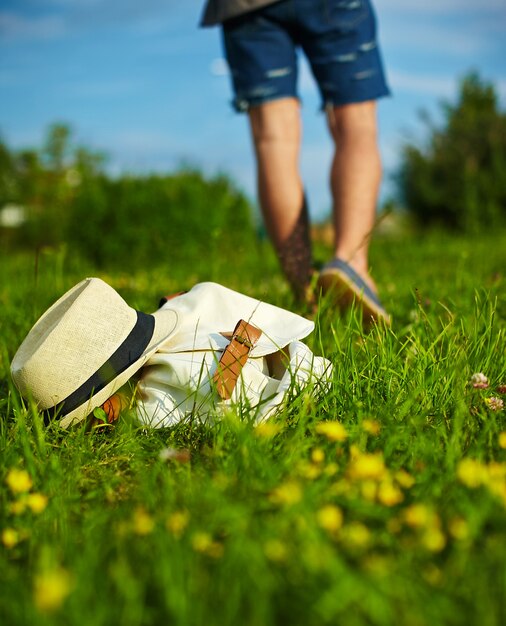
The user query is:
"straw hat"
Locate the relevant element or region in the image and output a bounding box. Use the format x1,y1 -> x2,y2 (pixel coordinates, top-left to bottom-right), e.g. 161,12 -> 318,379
11,277 -> 179,428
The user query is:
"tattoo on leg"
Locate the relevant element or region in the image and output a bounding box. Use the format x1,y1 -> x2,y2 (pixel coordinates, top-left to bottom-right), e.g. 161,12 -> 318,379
277,195 -> 313,301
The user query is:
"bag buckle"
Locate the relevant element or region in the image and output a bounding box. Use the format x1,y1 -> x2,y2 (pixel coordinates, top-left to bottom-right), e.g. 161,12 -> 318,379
233,334 -> 253,349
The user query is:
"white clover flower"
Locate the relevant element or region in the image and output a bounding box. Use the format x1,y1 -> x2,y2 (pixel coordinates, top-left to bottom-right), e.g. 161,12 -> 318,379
485,397 -> 504,412
470,373 -> 489,389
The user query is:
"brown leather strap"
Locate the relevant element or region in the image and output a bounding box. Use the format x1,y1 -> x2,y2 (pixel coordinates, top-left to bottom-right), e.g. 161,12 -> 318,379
213,319 -> 262,400
158,291 -> 187,308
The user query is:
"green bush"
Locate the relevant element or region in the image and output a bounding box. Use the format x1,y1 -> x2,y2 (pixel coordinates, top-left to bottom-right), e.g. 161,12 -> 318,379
67,169 -> 256,272
0,124 -> 257,272
397,72 -> 506,232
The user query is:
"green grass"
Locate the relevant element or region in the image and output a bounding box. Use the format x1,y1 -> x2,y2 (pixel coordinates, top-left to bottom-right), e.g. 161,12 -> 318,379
1,230 -> 505,626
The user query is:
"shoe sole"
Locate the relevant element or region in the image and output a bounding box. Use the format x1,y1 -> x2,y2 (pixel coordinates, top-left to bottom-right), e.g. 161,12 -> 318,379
317,269 -> 391,326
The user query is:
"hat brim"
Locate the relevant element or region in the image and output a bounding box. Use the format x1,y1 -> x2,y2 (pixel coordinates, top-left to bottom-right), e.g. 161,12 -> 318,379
58,307 -> 178,429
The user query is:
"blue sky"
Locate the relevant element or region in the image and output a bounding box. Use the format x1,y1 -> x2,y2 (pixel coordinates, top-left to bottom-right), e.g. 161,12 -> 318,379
1,0 -> 505,220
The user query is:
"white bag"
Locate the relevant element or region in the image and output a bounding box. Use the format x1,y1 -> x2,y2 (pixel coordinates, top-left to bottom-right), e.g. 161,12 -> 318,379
136,283 -> 332,427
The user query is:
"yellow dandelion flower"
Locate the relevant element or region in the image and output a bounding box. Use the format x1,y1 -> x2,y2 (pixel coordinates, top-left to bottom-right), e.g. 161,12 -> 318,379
422,527 -> 446,553
34,567 -> 72,613
264,539 -> 288,562
270,481 -> 302,506
448,517 -> 469,541
348,451 -> 386,481
403,504 -> 432,529
6,468 -> 33,494
1,528 -> 19,549
487,461 -> 506,480
311,448 -> 325,464
486,475 -> 506,506
192,531 -> 212,552
457,458 -> 488,488
324,462 -> 339,477
377,480 -> 404,507
341,522 -> 370,548
362,419 -> 381,436
316,504 -> 343,533
315,421 -> 348,442
255,421 -> 281,438
26,493 -> 48,515
360,480 -> 378,502
192,532 -> 223,558
166,510 -> 189,538
9,498 -> 27,515
395,469 -> 415,489
499,432 -> 506,449
349,444 -> 360,459
132,507 -> 155,535
297,461 -> 321,480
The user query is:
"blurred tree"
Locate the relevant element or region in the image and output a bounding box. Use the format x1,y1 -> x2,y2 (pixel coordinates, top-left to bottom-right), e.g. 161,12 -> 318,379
0,137 -> 18,205
74,146 -> 107,179
1,124 -> 256,273
0,123 -> 108,249
397,72 -> 506,232
43,123 -> 71,172
67,168 -> 255,273
21,124 -> 75,247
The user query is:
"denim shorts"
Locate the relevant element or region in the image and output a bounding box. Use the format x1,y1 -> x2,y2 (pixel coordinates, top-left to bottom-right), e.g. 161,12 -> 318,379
221,0 -> 390,112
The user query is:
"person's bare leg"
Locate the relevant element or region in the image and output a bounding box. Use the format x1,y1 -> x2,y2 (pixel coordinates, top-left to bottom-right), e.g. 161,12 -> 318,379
248,97 -> 313,300
327,100 -> 382,294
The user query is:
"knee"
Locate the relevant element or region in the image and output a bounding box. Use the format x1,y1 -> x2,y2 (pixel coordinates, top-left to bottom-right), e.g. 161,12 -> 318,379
328,101 -> 378,144
249,98 -> 301,146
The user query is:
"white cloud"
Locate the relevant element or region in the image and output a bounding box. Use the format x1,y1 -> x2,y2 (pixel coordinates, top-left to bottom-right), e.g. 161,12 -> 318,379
386,70 -> 506,104
381,22 -> 489,57
388,70 -> 456,98
210,57 -> 229,77
377,0 -> 506,58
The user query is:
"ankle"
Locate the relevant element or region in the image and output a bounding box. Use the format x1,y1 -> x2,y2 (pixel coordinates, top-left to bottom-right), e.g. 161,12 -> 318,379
333,252 -> 367,275
331,254 -> 377,294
